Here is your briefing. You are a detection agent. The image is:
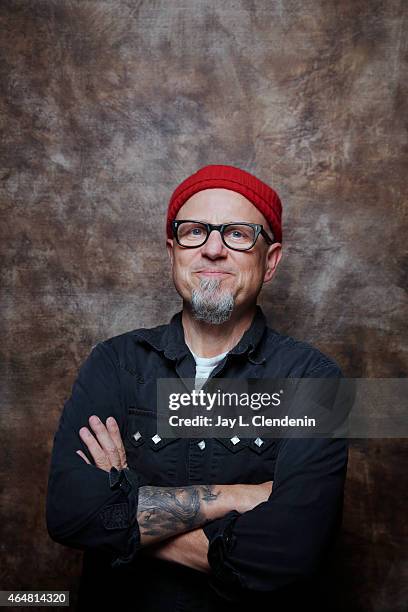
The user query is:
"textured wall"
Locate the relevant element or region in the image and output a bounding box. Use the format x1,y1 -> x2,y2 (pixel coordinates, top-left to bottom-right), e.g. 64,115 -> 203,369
0,1 -> 407,610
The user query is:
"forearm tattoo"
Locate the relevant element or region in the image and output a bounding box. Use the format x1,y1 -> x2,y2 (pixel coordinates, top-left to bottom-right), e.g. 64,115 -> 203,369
137,484 -> 219,543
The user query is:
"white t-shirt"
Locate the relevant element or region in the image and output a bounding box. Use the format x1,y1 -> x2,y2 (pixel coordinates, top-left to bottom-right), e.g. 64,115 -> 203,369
189,348 -> 229,389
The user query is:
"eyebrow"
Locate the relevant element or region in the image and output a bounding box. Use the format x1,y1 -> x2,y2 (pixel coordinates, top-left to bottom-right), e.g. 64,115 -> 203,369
192,220 -> 253,224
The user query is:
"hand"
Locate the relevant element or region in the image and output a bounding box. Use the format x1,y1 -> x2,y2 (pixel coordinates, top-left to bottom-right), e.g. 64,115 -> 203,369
144,529 -> 211,573
232,480 -> 273,513
76,415 -> 128,473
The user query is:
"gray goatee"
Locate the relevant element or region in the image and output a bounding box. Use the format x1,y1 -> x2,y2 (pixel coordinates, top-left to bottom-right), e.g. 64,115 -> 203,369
191,277 -> 234,325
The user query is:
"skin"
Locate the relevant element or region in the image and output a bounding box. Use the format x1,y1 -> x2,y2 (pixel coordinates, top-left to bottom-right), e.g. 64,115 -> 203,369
77,187 -> 282,570
166,188 -> 282,357
77,416 -> 272,564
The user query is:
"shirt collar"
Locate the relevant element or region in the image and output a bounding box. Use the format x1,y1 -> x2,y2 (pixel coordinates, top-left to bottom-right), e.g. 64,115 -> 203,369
133,305 -> 267,365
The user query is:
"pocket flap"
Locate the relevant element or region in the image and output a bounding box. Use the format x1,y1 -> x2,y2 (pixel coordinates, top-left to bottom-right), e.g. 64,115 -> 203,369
247,437 -> 278,455
127,407 -> 179,450
215,437 -> 250,453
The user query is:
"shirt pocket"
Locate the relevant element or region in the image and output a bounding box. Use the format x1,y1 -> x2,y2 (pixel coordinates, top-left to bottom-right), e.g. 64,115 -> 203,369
210,436 -> 278,484
125,407 -> 180,486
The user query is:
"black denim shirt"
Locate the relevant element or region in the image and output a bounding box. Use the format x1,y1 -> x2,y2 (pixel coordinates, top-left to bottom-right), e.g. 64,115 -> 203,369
46,306 -> 348,612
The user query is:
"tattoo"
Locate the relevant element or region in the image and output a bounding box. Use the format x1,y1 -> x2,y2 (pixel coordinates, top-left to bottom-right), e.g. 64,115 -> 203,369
200,485 -> 219,503
137,484 -> 220,543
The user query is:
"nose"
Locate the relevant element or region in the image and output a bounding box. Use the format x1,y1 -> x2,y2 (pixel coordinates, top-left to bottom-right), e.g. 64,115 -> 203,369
200,228 -> 228,259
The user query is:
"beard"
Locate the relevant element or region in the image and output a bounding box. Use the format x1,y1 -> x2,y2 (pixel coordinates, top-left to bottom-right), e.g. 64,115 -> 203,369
191,277 -> 234,325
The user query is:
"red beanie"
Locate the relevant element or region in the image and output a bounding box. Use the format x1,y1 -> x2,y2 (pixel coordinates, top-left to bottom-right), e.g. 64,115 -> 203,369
166,164 -> 282,243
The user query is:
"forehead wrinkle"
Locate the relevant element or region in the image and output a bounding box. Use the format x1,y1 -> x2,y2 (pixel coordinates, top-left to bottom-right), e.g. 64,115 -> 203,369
175,189 -> 273,233
182,219 -> 254,224
177,201 -> 269,227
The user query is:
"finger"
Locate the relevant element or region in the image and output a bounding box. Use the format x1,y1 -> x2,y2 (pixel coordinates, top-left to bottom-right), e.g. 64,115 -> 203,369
106,417 -> 128,468
76,450 -> 91,464
88,415 -> 121,468
79,426 -> 111,472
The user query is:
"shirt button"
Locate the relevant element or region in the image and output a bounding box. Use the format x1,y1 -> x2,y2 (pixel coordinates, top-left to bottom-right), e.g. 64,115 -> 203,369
197,440 -> 206,450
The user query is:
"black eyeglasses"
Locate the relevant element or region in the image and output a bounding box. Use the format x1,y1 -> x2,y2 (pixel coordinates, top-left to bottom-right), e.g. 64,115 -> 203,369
172,220 -> 274,251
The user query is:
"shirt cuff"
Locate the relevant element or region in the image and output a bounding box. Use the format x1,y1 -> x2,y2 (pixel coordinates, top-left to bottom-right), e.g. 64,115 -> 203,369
108,467 -> 141,569
202,510 -> 243,601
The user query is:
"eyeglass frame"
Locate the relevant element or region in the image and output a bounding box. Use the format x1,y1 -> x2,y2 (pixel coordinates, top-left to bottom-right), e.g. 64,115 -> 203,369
171,220 -> 274,251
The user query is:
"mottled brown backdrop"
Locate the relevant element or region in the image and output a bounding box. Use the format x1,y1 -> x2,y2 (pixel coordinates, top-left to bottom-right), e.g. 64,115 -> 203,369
0,1 -> 407,610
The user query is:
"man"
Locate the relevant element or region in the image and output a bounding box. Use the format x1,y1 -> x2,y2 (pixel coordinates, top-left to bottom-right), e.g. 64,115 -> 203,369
46,164 -> 348,611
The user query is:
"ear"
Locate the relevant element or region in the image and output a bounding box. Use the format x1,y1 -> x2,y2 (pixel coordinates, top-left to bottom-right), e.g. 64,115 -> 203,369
166,238 -> 174,267
263,243 -> 282,283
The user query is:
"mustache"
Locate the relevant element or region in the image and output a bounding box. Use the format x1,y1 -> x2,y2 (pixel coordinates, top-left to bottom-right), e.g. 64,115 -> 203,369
192,267 -> 235,273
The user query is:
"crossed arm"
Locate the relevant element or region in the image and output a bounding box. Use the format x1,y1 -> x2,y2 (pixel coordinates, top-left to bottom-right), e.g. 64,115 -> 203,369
76,414 -> 272,572
48,343 -> 347,597
50,406 -> 346,594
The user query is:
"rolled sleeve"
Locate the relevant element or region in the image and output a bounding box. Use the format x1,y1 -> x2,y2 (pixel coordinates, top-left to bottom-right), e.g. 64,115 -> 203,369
202,511 -> 243,601
203,366 -> 348,597
46,342 -> 141,565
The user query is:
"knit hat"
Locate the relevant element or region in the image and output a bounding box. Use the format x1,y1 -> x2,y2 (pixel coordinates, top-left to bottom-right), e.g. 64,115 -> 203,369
166,164 -> 282,243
